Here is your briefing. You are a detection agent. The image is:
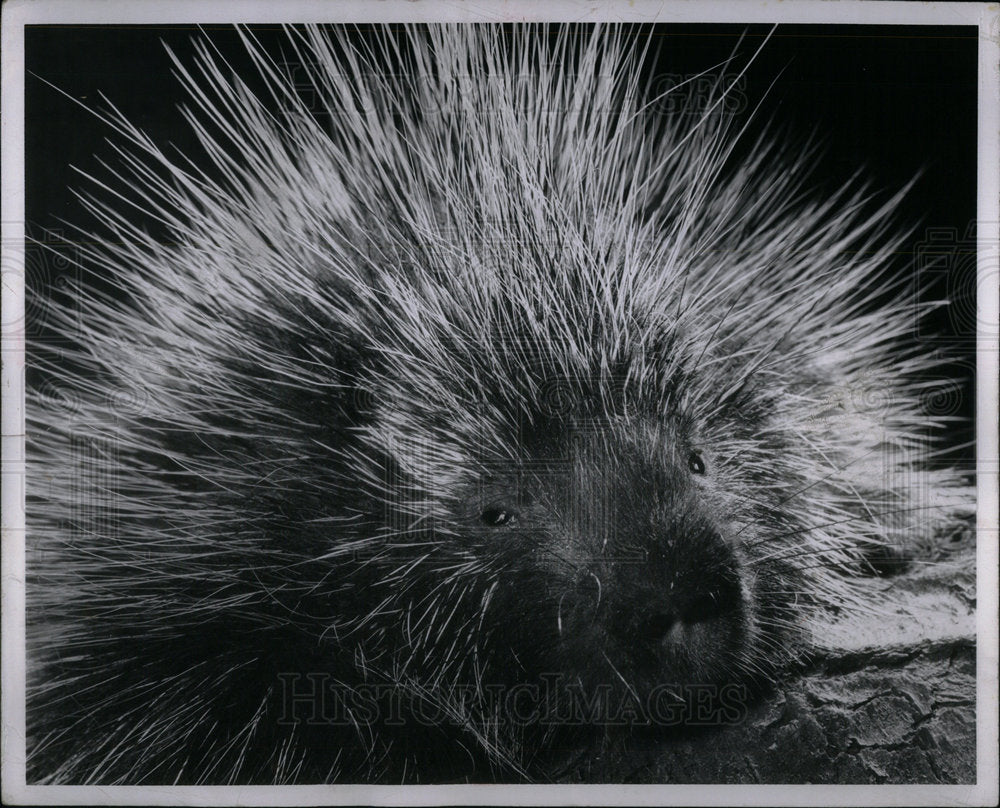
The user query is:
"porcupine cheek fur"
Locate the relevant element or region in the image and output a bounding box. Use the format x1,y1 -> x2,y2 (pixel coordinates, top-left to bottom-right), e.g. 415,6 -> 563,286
472,422 -> 762,703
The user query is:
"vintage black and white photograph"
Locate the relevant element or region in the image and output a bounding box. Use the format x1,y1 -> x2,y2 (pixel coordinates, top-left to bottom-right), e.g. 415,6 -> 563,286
2,0 -> 997,803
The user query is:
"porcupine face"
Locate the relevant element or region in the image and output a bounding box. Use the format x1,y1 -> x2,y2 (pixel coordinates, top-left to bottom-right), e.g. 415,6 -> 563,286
355,328 -> 803,720
464,419 -> 752,698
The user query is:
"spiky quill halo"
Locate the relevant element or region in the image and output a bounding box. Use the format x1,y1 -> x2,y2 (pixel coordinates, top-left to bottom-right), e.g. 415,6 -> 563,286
27,23 -> 970,784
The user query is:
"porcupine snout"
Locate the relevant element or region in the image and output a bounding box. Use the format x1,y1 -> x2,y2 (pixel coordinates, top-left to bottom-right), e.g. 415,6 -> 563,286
535,426 -> 751,694
591,511 -> 744,689
615,522 -> 743,650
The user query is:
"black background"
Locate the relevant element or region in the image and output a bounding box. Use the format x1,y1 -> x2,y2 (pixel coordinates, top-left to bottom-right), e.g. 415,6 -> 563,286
24,23 -> 979,458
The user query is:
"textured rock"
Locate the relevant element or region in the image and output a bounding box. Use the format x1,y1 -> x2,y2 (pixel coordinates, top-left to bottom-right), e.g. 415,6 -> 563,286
554,516 -> 976,784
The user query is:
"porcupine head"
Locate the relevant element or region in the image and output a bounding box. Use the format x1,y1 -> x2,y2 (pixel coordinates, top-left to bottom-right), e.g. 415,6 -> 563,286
29,23 -> 963,781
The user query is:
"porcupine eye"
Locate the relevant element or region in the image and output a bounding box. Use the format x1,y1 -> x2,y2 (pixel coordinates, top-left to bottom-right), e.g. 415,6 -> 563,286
480,506 -> 515,526
688,451 -> 707,475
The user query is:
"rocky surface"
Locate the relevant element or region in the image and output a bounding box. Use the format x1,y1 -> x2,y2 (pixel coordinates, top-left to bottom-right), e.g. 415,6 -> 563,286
555,513 -> 977,784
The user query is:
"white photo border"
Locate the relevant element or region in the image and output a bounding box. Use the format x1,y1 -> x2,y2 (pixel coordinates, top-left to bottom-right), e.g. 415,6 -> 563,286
2,1 -> 997,805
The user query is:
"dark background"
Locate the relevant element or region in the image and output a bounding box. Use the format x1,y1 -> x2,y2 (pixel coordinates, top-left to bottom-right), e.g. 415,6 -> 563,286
23,23 -> 979,459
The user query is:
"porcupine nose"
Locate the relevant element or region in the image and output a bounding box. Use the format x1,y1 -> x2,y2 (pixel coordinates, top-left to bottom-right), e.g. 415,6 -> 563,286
624,528 -> 742,646
639,589 -> 733,643
641,610 -> 680,643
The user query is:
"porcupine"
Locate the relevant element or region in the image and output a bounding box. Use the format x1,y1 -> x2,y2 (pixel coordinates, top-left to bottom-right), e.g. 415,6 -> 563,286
25,23 -> 971,784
